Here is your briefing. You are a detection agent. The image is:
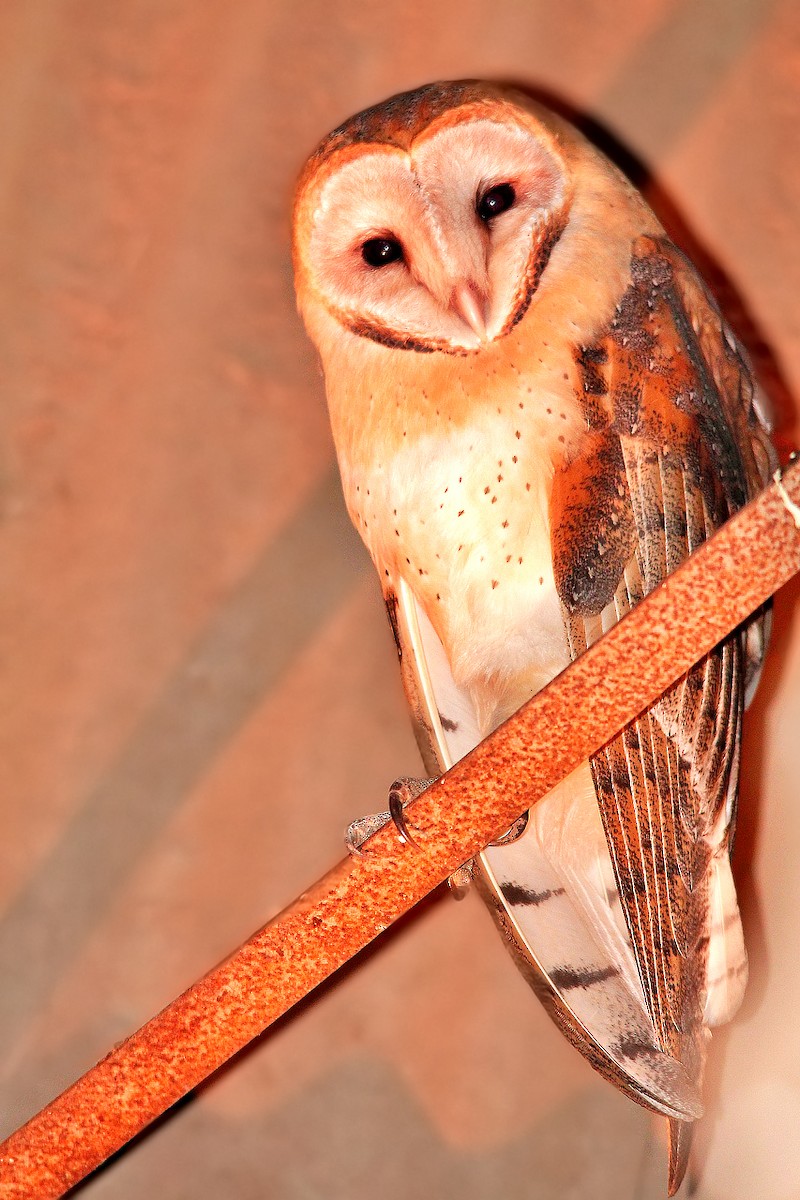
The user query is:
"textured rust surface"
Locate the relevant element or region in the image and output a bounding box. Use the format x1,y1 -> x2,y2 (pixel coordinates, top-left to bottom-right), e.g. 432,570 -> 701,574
1,459 -> 798,1200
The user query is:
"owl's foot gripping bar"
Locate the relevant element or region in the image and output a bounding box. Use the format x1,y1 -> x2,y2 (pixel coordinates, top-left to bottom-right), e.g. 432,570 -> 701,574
2,457 -> 800,1200
345,776 -> 436,855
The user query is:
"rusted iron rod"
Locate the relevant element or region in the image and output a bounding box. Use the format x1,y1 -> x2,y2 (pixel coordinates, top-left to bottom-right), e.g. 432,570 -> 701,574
2,459 -> 800,1200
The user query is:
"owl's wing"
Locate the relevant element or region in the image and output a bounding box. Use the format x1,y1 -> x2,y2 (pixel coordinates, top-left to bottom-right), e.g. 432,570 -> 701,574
386,575 -> 705,1123
548,234 -> 774,1187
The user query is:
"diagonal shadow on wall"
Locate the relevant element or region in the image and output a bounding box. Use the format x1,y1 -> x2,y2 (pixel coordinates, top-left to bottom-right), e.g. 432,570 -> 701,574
0,466 -> 368,1071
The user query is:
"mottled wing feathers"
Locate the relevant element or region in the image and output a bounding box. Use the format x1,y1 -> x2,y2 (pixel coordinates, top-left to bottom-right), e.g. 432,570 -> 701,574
551,235 -> 773,1189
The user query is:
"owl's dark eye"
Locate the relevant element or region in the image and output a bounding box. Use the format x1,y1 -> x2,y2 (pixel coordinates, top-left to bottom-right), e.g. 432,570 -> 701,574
361,237 -> 403,268
477,182 -> 516,222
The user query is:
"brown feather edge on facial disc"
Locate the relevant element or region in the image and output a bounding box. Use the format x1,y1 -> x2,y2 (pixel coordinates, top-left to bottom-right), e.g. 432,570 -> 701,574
292,80 -> 573,353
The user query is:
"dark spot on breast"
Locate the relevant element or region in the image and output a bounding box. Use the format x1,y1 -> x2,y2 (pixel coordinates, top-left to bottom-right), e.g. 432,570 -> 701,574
439,712 -> 458,732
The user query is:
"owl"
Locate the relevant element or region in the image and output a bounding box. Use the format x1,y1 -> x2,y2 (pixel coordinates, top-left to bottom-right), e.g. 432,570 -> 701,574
292,81 -> 774,1193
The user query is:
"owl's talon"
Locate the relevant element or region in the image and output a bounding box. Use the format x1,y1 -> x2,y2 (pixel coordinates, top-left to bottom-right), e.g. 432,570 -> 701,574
345,776 -> 436,855
388,787 -> 418,848
388,776 -> 436,848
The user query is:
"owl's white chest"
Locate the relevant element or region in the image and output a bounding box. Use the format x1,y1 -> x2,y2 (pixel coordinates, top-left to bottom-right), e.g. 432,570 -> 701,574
344,399 -> 574,726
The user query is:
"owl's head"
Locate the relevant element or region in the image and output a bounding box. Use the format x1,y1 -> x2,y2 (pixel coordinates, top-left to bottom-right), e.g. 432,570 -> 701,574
293,82 -> 577,355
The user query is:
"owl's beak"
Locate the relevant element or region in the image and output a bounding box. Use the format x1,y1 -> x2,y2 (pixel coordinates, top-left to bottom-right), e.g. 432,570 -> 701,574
451,283 -> 487,341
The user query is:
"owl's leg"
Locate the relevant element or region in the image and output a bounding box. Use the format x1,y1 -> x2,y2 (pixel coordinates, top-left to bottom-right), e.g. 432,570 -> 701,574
345,781 -> 527,898
346,783 -> 474,898
345,777 -> 435,855
345,779 -> 503,902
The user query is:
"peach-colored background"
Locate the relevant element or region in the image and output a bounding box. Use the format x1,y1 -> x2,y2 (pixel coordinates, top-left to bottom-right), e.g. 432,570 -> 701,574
1,3 -> 799,1197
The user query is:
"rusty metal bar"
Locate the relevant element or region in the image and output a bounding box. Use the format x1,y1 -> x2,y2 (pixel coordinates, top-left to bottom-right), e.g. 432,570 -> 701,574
2,459 -> 800,1199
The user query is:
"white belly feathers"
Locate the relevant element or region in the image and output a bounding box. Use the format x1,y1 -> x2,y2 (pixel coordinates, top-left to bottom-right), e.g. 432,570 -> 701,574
347,404 -> 573,731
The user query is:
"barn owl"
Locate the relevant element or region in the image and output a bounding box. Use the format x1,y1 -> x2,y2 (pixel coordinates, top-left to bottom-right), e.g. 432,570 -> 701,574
292,81 -> 774,1193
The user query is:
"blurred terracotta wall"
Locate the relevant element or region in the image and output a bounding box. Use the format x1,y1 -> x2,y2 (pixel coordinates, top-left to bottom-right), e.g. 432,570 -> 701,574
1,3 -> 798,1197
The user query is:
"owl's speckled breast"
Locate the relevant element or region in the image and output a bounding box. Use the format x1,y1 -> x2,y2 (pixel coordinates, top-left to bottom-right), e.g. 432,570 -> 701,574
341,371 -> 581,729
